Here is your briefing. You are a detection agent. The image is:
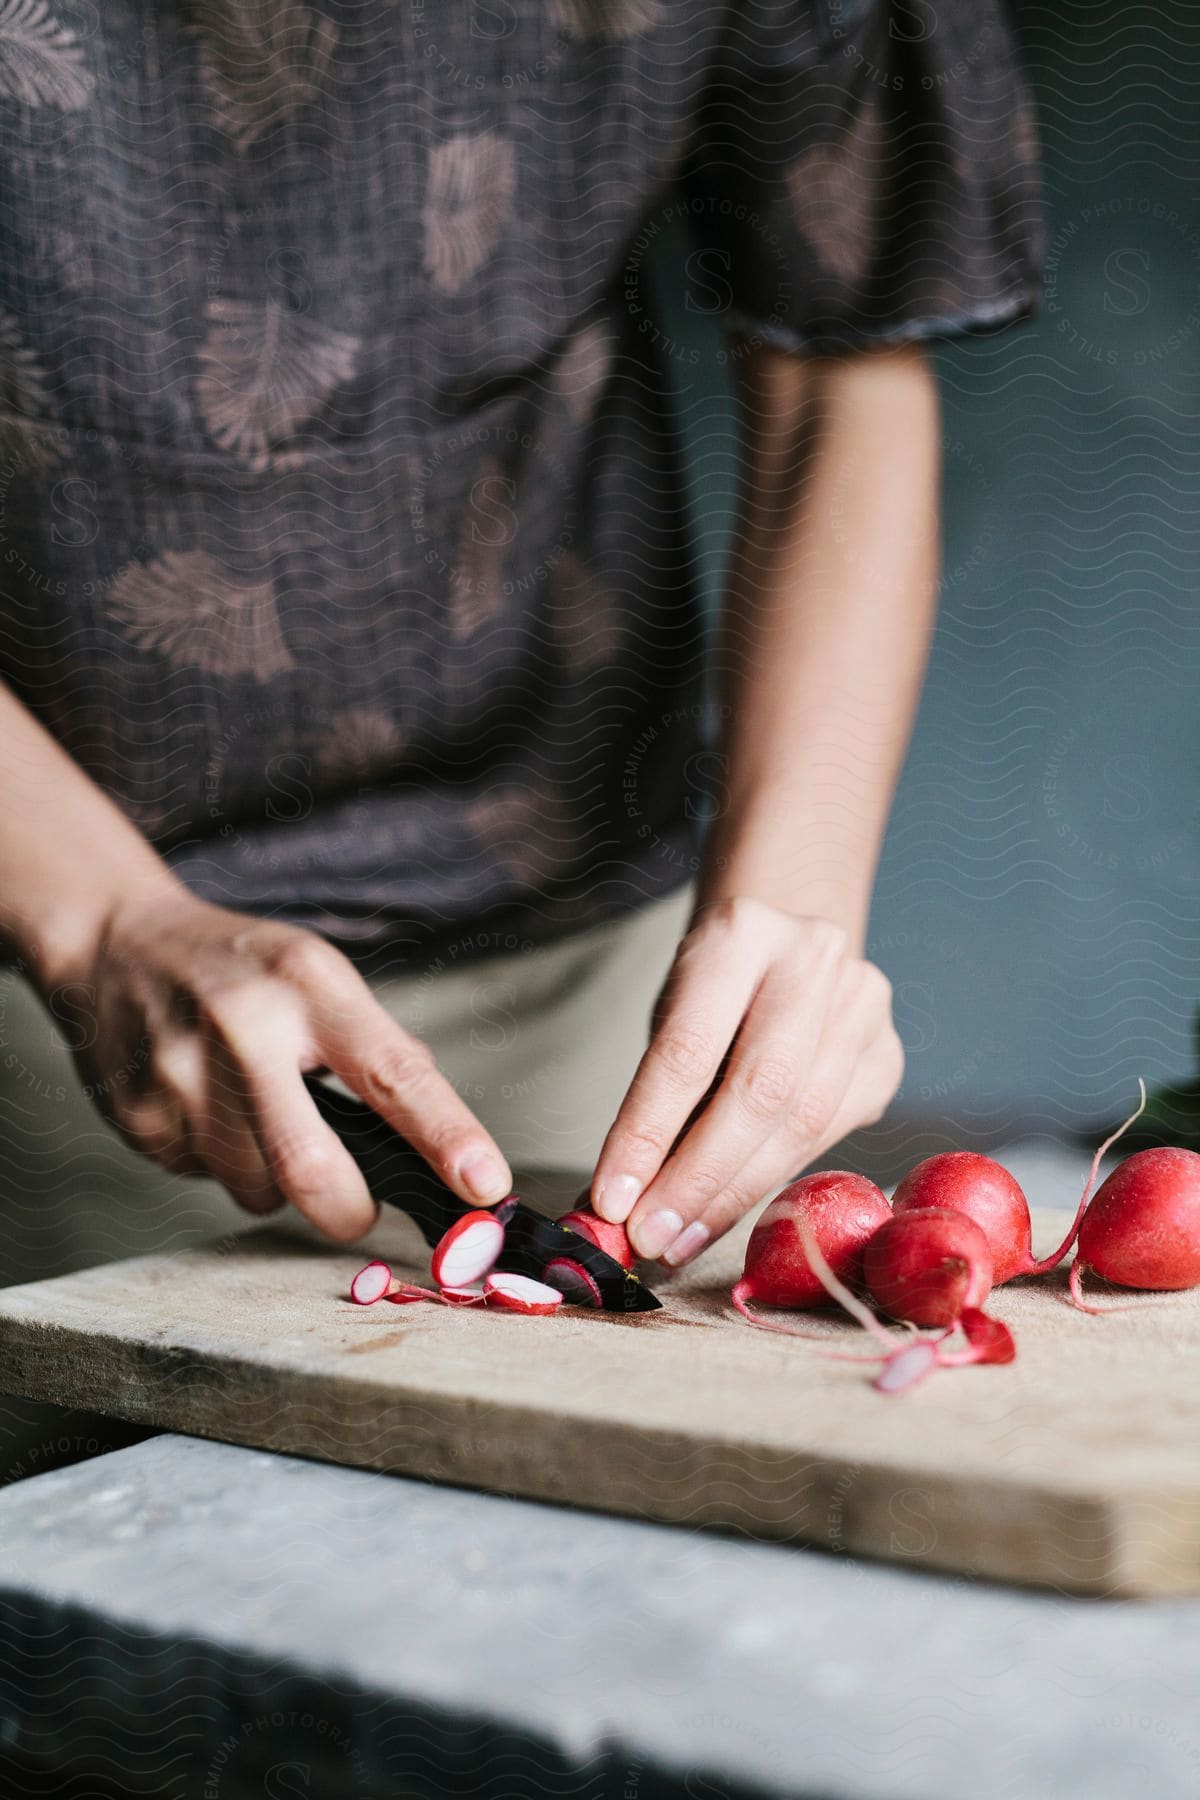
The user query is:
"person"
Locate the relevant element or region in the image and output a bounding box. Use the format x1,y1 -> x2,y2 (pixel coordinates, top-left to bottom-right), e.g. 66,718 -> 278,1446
0,3 -> 1042,1271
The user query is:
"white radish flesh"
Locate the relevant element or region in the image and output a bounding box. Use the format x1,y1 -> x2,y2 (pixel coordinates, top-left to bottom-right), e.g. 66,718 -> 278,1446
350,1261 -> 395,1306
431,1212 -> 507,1288
484,1272 -> 563,1315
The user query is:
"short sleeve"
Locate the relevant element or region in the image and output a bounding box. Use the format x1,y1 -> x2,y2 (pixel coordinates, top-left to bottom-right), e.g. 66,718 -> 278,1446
678,0 -> 1045,352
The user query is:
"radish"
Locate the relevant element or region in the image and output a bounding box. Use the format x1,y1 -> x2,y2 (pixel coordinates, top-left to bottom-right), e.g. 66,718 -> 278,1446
1069,1145 -> 1200,1310
731,1171 -> 891,1324
380,1281 -> 486,1306
349,1260 -> 397,1306
892,1083 -> 1149,1285
863,1208 -> 993,1328
797,1215 -> 1016,1395
438,1285 -> 489,1306
431,1209 -> 507,1289
484,1272 -> 563,1314
543,1256 -> 603,1308
560,1208 -> 637,1271
891,1154 -> 1037,1285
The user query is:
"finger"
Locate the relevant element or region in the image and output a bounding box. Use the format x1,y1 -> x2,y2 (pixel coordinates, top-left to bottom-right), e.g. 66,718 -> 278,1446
111,1091 -> 204,1177
111,1037 -> 205,1176
590,919 -> 772,1225
664,1042 -> 899,1269
240,1059 -> 379,1242
622,935 -> 844,1259
310,962 -> 513,1207
203,989 -> 380,1238
187,1033 -> 282,1216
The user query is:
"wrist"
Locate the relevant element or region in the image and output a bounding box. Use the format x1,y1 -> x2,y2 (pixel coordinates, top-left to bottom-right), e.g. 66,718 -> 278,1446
10,855 -> 184,995
695,785 -> 877,950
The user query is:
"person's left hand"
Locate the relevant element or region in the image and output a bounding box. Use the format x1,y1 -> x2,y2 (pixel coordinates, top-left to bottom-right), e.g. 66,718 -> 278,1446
589,897 -> 904,1266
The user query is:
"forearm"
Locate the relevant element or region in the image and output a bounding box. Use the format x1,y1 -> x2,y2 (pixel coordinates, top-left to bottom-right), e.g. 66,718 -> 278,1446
0,682 -> 181,989
697,343 -> 941,951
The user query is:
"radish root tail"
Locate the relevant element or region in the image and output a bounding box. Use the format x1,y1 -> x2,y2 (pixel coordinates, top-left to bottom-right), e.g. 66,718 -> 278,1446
1031,1077 -> 1147,1276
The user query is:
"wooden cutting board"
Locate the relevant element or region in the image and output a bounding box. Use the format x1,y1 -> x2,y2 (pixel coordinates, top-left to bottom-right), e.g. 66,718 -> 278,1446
0,1189 -> 1196,1597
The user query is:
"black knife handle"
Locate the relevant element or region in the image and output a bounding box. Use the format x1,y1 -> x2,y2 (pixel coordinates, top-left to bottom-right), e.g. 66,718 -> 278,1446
303,1074 -> 471,1248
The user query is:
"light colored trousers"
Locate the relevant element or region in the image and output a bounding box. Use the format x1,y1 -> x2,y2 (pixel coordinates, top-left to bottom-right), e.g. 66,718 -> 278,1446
371,886 -> 693,1175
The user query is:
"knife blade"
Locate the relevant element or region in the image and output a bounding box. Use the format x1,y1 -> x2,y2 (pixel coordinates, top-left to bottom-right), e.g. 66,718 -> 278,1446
303,1075 -> 661,1313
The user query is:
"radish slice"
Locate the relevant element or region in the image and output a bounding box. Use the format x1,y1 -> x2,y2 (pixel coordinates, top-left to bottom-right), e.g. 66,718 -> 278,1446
874,1339 -> 941,1394
439,1285 -> 487,1306
350,1261 -> 395,1305
432,1211 -> 507,1288
385,1282 -> 443,1304
543,1256 -> 603,1308
484,1271 -> 563,1315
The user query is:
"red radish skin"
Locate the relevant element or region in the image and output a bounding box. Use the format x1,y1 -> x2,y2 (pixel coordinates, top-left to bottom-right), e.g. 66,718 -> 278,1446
892,1082 -> 1149,1286
543,1257 -> 604,1308
431,1211 -> 507,1289
794,1216 -> 1008,1393
438,1285 -> 488,1306
560,1209 -> 637,1271
381,1282 -> 487,1306
796,1215 -> 1017,1395
1069,1145 -> 1200,1311
350,1261 -> 396,1306
484,1272 -> 563,1315
864,1208 -> 993,1327
892,1154 -> 1036,1285
731,1171 -> 891,1325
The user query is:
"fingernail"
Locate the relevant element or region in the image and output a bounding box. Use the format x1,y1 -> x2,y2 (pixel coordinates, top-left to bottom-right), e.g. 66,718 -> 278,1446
592,1173 -> 641,1223
630,1207 -> 684,1261
459,1150 -> 510,1205
662,1219 -> 710,1268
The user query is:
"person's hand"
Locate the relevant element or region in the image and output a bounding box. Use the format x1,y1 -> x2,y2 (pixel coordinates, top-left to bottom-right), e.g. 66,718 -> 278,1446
589,898 -> 903,1266
51,888 -> 513,1240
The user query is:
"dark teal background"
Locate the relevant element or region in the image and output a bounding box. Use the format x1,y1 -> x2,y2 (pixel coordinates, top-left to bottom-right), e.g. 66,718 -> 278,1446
654,0 -> 1200,1139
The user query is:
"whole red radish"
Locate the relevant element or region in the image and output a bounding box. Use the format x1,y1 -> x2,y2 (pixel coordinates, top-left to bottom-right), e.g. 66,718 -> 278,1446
892,1084 -> 1150,1286
864,1207 -> 993,1327
892,1153 -> 1036,1285
793,1213 -> 1018,1396
1070,1146 -> 1200,1306
731,1171 -> 891,1322
560,1208 -> 637,1271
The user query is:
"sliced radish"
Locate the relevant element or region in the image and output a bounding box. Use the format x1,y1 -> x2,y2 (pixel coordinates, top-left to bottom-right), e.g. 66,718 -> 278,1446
439,1285 -> 488,1306
559,1208 -> 637,1271
484,1271 -> 563,1315
350,1261 -> 395,1306
431,1210 -> 507,1289
384,1282 -> 441,1305
543,1256 -> 603,1308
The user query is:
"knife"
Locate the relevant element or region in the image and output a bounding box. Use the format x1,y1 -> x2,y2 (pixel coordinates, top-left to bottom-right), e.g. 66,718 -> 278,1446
303,1075 -> 661,1313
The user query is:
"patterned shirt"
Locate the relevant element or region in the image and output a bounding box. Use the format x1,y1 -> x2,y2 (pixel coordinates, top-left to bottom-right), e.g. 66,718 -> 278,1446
0,1 -> 1043,970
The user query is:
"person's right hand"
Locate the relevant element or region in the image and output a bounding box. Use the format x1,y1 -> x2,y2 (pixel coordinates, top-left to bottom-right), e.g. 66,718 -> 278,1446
50,887 -> 513,1240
